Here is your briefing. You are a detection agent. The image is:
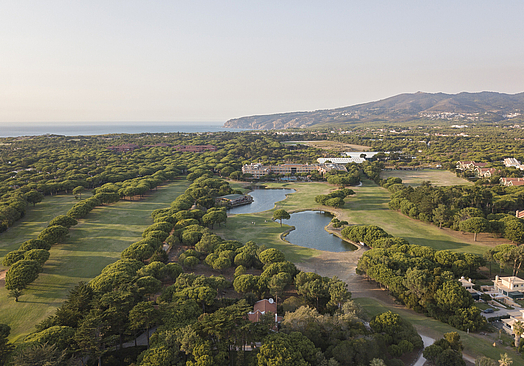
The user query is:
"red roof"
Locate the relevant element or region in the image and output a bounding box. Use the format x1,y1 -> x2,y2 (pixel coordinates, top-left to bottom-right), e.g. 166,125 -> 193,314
253,299 -> 277,314
248,299 -> 279,324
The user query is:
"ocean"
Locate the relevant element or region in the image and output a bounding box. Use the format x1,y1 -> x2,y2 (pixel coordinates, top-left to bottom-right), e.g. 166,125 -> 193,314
0,122 -> 247,138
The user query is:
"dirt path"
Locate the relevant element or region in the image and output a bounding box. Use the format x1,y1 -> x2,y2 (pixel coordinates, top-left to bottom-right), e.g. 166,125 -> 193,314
0,270 -> 6,288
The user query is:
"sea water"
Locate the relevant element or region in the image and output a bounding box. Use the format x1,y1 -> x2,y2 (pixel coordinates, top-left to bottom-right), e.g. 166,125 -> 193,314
0,122 -> 246,138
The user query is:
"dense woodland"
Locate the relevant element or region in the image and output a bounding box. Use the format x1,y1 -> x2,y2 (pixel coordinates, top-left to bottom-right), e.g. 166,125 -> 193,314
2,126 -> 524,365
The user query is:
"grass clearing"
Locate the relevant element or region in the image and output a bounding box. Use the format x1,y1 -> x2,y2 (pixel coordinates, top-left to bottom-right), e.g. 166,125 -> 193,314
380,169 -> 472,187
0,181 -> 189,341
355,297 -> 524,365
0,195 -> 78,261
339,179 -> 494,254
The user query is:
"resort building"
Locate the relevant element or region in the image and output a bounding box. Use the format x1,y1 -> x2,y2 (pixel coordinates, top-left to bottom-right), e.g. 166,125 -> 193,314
476,168 -> 499,178
241,163 -> 272,179
269,164 -> 320,176
456,161 -> 501,179
459,276 -> 474,291
241,163 -> 347,179
504,158 -> 524,170
317,157 -> 365,164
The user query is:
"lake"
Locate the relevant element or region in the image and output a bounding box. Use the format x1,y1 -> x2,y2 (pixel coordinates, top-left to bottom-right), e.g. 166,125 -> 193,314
284,211 -> 357,252
227,188 -> 295,215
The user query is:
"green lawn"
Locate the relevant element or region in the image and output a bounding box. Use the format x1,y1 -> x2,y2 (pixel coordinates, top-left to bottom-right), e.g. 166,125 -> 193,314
355,297 -> 524,365
342,179 -> 489,254
0,181 -> 189,341
213,182 -> 333,262
0,195 -> 78,261
380,169 -> 472,187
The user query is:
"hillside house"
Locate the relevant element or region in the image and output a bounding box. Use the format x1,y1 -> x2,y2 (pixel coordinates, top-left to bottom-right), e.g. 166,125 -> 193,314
456,161 -> 487,171
476,168 -> 499,178
459,276 -> 480,300
502,310 -> 524,337
500,177 -> 524,187
493,275 -> 524,299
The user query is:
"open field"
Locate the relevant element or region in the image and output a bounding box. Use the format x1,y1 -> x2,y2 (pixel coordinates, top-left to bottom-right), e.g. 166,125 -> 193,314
381,169 -> 472,187
337,179 -> 504,254
282,140 -> 371,152
355,296 -> 524,366
0,195 -> 78,261
0,180 -> 189,341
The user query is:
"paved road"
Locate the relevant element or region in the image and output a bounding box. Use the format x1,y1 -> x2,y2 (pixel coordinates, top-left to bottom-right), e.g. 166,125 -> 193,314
413,335 -> 434,366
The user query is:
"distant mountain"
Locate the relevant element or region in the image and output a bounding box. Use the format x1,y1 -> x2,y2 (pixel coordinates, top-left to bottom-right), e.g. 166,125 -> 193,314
224,91 -> 524,129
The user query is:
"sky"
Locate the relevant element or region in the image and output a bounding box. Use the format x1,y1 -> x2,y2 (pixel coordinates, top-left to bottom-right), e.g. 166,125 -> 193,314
1,1 -> 524,125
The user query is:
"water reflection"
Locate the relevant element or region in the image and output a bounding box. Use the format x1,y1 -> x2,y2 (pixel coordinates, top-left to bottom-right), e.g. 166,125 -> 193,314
227,188 -> 295,215
284,211 -> 357,252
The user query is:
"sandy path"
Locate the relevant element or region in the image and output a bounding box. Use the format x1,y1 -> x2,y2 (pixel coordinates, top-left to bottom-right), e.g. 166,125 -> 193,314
0,270 -> 6,288
295,247 -> 365,283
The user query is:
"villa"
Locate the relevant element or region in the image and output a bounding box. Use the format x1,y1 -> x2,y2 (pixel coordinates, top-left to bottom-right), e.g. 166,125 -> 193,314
493,275 -> 524,299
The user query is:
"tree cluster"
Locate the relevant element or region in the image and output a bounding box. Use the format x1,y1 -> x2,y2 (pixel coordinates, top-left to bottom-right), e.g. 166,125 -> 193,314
354,225 -> 486,331
315,188 -> 355,208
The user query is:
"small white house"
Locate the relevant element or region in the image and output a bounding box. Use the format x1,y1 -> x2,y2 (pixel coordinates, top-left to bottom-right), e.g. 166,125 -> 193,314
458,276 -> 474,290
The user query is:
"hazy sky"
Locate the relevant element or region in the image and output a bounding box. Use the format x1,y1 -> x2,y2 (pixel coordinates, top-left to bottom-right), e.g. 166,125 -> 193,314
1,1 -> 523,124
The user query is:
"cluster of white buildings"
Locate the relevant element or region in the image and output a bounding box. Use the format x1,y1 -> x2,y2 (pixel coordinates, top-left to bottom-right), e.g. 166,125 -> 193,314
459,275 -> 524,338
241,163 -> 347,179
456,161 -> 500,178
316,151 -> 382,165
503,158 -> 524,171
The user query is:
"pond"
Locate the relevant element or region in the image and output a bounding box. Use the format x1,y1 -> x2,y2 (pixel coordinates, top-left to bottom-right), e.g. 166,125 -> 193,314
227,188 -> 295,215
283,211 -> 357,252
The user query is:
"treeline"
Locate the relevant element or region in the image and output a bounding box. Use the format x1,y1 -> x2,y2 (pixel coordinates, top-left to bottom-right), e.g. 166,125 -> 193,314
333,125 -> 524,168
0,190 -> 43,232
345,224 -> 486,332
315,188 -> 355,208
379,176 -> 524,243
1,172 -> 182,295
2,217 -> 76,299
